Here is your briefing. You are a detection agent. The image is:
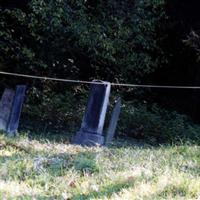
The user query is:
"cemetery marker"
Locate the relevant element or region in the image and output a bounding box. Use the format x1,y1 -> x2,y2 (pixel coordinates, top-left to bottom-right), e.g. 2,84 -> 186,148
7,85 -> 26,136
105,98 -> 121,145
0,89 -> 15,131
72,81 -> 111,146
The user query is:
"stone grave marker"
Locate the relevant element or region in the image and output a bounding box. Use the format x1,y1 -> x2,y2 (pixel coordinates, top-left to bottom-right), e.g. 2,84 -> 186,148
105,98 -> 121,145
7,85 -> 26,136
72,81 -> 111,146
0,89 -> 15,131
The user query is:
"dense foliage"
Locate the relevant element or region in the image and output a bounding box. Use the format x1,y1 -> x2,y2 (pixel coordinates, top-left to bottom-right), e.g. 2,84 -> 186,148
0,0 -> 165,83
120,102 -> 200,143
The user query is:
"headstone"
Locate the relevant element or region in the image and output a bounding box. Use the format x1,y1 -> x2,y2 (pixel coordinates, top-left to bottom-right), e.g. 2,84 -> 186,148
6,85 -> 26,136
0,89 -> 15,131
105,98 -> 121,145
72,81 -> 111,146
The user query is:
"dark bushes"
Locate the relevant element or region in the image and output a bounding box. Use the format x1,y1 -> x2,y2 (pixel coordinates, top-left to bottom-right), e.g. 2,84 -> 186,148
119,102 -> 200,144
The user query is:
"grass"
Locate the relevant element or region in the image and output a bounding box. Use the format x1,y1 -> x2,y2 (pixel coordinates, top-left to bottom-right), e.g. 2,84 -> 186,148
0,133 -> 199,200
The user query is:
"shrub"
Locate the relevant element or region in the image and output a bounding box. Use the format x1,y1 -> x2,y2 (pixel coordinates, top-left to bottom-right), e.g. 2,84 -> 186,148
119,102 -> 200,144
21,85 -> 87,133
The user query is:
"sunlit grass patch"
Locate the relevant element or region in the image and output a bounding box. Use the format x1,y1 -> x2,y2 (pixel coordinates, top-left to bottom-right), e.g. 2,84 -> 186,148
0,180 -> 41,199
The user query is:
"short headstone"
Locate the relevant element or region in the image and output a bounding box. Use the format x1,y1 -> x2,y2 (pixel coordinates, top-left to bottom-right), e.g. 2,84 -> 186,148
72,81 -> 111,146
105,98 -> 121,145
7,85 -> 26,136
0,89 -> 15,131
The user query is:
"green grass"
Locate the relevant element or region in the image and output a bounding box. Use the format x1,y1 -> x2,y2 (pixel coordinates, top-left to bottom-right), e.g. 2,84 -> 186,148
0,133 -> 199,200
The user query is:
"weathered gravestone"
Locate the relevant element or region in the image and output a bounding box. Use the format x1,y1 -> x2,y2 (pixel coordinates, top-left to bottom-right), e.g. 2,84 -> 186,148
105,97 -> 121,145
0,89 -> 15,131
72,81 -> 111,146
7,85 -> 26,136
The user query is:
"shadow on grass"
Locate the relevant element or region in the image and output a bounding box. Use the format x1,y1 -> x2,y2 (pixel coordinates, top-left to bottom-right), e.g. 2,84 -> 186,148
71,176 -> 137,200
0,148 -> 101,180
142,184 -> 192,200
18,128 -> 200,148
26,130 -> 73,144
19,129 -> 152,148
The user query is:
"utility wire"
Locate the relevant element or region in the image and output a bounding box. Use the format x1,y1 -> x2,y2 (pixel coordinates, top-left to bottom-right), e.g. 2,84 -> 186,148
0,71 -> 200,89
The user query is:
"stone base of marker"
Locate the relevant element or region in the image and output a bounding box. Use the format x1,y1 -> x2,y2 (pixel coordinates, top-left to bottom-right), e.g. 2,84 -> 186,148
72,131 -> 105,146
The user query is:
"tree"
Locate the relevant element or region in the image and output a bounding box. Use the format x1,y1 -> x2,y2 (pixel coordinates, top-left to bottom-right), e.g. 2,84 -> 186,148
0,0 -> 165,84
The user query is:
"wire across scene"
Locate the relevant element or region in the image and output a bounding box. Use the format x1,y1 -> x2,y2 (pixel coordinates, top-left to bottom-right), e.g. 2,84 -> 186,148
1,71 -> 200,89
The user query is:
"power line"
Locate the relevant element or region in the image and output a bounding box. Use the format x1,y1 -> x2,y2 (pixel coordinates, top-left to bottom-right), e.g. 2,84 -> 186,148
0,71 -> 200,89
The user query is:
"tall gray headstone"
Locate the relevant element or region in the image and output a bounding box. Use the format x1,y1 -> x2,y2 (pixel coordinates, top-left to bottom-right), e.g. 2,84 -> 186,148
7,85 -> 26,136
72,81 -> 111,146
0,89 -> 15,131
105,98 -> 121,145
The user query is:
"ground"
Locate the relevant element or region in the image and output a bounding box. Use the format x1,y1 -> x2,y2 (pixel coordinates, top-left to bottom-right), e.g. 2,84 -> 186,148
0,133 -> 199,200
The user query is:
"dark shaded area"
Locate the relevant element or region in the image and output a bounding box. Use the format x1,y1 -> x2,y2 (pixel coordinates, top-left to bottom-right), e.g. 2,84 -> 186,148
0,0 -> 28,10
148,0 -> 200,121
72,178 -> 136,200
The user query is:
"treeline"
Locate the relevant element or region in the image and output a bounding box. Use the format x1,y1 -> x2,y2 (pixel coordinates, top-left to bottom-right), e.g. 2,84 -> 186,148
0,0 -> 165,83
